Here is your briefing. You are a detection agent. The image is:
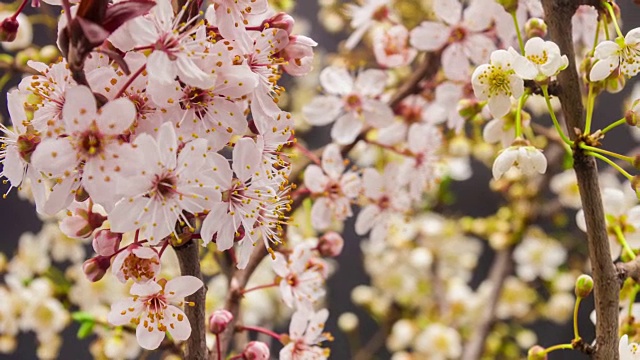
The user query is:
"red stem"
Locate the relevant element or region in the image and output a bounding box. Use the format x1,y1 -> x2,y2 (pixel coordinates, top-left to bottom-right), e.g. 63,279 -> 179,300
294,143 -> 321,165
215,333 -> 222,360
238,325 -> 282,342
11,0 -> 29,20
240,282 -> 278,295
114,64 -> 146,99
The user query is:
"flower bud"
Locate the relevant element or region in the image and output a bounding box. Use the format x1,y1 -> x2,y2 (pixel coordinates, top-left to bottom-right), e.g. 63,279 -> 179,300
263,12 -> 294,34
495,0 -> 518,13
92,229 -> 122,256
527,345 -> 547,360
626,108 -> 638,126
82,255 -> 111,282
209,309 -> 233,334
39,45 -> 59,63
525,18 -> 547,38
457,99 -> 482,121
337,312 -> 358,332
0,17 -> 19,42
242,341 -> 270,360
317,231 -> 344,257
574,274 -> 594,298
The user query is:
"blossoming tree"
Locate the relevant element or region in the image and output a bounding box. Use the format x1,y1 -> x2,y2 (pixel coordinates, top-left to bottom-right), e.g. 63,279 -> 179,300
3,0 -> 640,359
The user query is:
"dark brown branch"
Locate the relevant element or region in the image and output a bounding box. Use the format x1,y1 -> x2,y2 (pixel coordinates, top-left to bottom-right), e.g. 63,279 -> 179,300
214,245 -> 268,359
388,51 -> 441,110
541,1 -> 619,359
615,258 -> 640,285
174,240 -> 208,360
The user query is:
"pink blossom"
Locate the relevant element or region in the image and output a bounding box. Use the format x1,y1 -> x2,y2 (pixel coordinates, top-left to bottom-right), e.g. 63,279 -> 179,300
111,244 -> 160,283
281,35 -> 317,77
304,144 -> 360,230
107,276 -> 204,350
410,0 -> 495,81
373,25 -> 416,68
280,309 -> 331,360
109,122 -> 219,244
345,0 -> 394,50
303,66 -> 393,145
272,244 -> 326,311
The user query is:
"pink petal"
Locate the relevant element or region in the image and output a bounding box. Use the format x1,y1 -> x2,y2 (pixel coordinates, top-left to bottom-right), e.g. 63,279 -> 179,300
410,21 -> 449,51
31,137 -> 76,178
165,306 -> 192,341
98,98 -> 136,135
304,165 -> 329,193
107,298 -> 140,326
302,95 -> 342,126
331,112 -> 363,145
136,321 -> 165,350
62,85 -> 97,133
319,67 -> 354,96
321,144 -> 345,179
165,275 -> 204,300
131,280 -> 162,297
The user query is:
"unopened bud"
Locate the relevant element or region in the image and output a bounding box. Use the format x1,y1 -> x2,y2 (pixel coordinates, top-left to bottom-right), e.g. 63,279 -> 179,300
574,274 -> 594,298
92,230 -> 122,256
317,231 -> 344,257
605,69 -> 626,94
525,18 -> 547,38
82,256 -> 111,282
457,99 -> 482,120
495,0 -> 518,13
337,312 -> 359,332
0,17 -> 19,42
15,47 -> 37,67
627,109 -> 639,126
209,309 -> 233,334
527,345 -> 547,360
264,12 -> 294,34
242,341 -> 270,360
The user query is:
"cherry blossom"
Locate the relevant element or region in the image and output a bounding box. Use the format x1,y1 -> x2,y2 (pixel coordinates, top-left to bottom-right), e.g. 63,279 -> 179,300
373,25 -> 416,68
491,143 -> 547,180
209,0 -> 268,51
280,308 -> 331,360
111,244 -> 160,283
401,123 -> 442,202
472,49 -> 524,119
305,144 -> 360,230
410,0 -> 495,81
281,35 -> 318,77
109,122 -> 219,244
590,28 -> 640,81
512,37 -> 568,80
272,244 -> 326,311
30,85 -> 137,212
112,0 -> 215,89
0,12 -> 31,51
620,335 -> 640,360
303,66 -> 393,145
345,0 -> 394,50
107,276 -> 203,350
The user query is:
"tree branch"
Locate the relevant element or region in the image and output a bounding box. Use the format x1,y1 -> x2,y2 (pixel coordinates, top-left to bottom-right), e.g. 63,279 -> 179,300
541,1 -> 619,359
174,240 -> 208,360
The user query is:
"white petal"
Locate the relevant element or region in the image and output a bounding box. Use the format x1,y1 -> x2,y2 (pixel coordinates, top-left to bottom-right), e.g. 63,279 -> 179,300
320,67 -> 354,96
304,165 -> 329,193
302,95 -> 343,126
513,54 -> 538,80
311,198 -> 333,230
31,138 -> 77,178
165,276 -> 203,300
147,51 -> 178,85
589,56 -> 618,82
487,94 -> 512,119
62,86 -> 97,133
321,144 -> 345,178
107,299 -> 140,326
165,306 -> 191,341
435,0 -> 462,25
331,112 -> 363,145
232,138 -> 261,181
409,21 -> 449,51
492,148 -> 518,180
354,69 -> 387,97
442,43 -> 470,81
136,321 -> 165,350
362,100 -> 394,128
355,204 -> 380,235
98,98 -> 136,135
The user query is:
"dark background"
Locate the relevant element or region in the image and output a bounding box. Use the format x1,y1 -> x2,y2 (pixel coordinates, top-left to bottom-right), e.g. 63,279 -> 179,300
2,1 -> 640,359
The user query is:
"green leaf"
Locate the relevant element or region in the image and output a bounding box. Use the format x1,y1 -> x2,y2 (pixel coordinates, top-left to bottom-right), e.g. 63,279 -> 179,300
77,321 -> 95,339
71,311 -> 95,323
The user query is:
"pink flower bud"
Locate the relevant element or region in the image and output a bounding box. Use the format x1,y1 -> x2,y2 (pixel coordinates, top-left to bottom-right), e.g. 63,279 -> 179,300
263,12 -> 294,34
242,341 -> 270,360
82,255 -> 111,282
0,17 -> 19,42
209,309 -> 233,334
92,230 -> 122,256
317,231 -> 344,257
281,35 -> 317,77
